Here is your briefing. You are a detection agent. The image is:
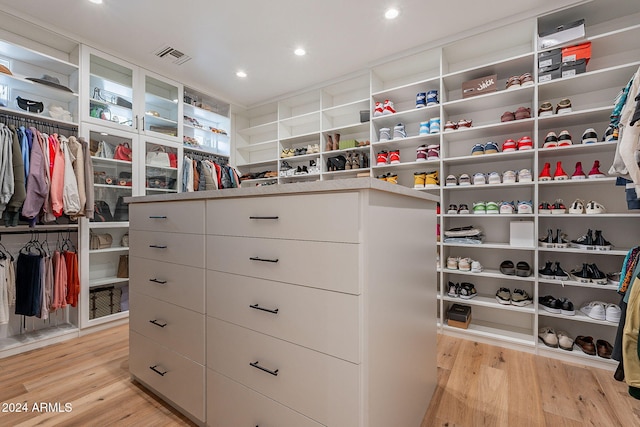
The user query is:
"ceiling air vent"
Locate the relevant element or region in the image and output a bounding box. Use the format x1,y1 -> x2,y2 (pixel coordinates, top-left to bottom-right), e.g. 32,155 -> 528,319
153,45 -> 192,65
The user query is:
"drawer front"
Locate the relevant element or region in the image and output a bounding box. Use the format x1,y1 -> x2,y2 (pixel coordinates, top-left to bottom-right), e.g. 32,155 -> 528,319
129,200 -> 205,234
207,318 -> 360,426
129,331 -> 205,422
131,230 -> 205,268
130,257 -> 205,313
207,369 -> 324,427
207,271 -> 360,363
206,193 -> 360,243
130,292 -> 205,364
207,236 -> 360,294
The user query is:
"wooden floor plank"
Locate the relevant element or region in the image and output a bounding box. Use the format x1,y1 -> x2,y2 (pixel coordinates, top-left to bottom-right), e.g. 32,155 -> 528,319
535,356 -> 583,422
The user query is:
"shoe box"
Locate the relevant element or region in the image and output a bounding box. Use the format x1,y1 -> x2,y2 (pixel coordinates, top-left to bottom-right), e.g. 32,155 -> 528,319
447,303 -> 471,329
510,221 -> 534,247
538,18 -> 585,49
538,63 -> 561,83
462,74 -> 497,99
561,58 -> 587,78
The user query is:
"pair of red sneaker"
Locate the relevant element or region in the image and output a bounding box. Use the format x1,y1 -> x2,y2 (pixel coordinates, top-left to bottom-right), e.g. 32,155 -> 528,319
539,160 -> 605,181
502,136 -> 533,152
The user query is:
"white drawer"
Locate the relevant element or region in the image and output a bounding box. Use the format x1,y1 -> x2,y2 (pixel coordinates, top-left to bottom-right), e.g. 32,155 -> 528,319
207,271 -> 360,363
129,200 -> 205,234
129,331 -> 205,422
130,257 -> 205,313
206,193 -> 360,243
207,369 -> 324,427
206,236 -> 360,294
207,318 -> 359,427
130,292 -> 205,364
131,230 -> 205,268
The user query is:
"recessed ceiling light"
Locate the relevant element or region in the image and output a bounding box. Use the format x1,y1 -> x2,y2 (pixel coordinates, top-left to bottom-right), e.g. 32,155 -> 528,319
89,0 -> 103,4
236,70 -> 247,78
294,48 -> 306,56
385,8 -> 399,19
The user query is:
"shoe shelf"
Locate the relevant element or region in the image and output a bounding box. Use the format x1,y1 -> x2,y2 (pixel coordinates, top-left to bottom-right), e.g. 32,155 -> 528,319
371,105 -> 439,129
539,213 -> 640,218
90,221 -> 128,229
372,133 -> 439,149
537,177 -> 617,187
89,246 -> 129,254
322,169 -> 370,178
444,214 -> 534,218
444,268 -> 535,282
538,310 -> 619,327
538,247 -> 628,257
280,173 -> 320,181
443,242 -> 535,251
444,181 -> 534,190
235,159 -> 277,169
536,106 -> 612,129
536,140 -> 617,157
241,177 -> 278,184
89,277 -> 129,289
443,294 -> 535,314
440,118 -> 535,143
538,278 -> 618,291
322,121 -> 368,135
538,345 -> 618,365
443,319 -> 535,347
442,85 -> 534,117
442,149 -> 534,166
372,160 -> 439,173
371,74 -> 440,101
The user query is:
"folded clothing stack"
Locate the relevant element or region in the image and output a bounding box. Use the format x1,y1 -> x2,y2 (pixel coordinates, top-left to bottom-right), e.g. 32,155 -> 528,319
443,225 -> 484,244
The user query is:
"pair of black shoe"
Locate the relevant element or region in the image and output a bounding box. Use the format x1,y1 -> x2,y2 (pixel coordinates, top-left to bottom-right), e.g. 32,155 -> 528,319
539,228 -> 567,248
539,261 -> 569,280
539,294 -> 575,315
571,229 -> 612,250
500,260 -> 531,277
571,263 -> 607,284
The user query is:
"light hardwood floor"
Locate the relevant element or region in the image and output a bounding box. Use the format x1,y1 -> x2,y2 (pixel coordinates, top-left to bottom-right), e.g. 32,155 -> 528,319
1,325 -> 638,426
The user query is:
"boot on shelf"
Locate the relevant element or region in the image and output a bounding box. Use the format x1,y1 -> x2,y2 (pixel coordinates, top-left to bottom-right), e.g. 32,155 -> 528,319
333,133 -> 340,151
325,134 -> 333,152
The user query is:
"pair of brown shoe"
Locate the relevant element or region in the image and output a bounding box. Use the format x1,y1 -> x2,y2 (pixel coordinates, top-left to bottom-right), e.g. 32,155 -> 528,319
575,335 -> 613,358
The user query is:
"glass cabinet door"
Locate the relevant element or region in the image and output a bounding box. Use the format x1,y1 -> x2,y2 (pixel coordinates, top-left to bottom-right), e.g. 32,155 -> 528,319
144,140 -> 180,195
142,74 -> 181,142
88,53 -> 135,130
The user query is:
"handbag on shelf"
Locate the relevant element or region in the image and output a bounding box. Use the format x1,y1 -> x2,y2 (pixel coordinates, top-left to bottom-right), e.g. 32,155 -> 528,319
168,152 -> 178,168
120,233 -> 129,247
113,142 -> 132,162
116,254 -> 129,278
89,231 -> 113,250
113,196 -> 129,221
95,141 -> 114,159
146,145 -> 171,167
92,200 -> 113,222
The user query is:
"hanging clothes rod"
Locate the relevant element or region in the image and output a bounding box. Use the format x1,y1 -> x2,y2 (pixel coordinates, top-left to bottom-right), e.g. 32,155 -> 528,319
0,111 -> 79,133
0,226 -> 78,237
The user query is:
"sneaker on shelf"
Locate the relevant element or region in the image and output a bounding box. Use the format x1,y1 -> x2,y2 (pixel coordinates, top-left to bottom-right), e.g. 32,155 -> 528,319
376,150 -> 389,165
447,281 -> 460,296
585,200 -> 606,214
458,282 -> 477,299
389,150 -> 401,164
447,204 -> 458,214
502,139 -> 517,152
488,172 -> 501,185
416,92 -> 427,109
520,73 -> 534,87
606,303 -> 622,323
445,174 -> 458,186
557,130 -> 573,147
458,173 -> 471,186
580,301 -> 607,321
538,261 -> 555,279
582,128 -> 598,144
514,106 -> 531,120
543,131 -> 558,148
444,121 -> 458,132
473,172 -> 486,185
424,171 -> 439,188
484,141 -> 499,154
416,145 -> 428,162
589,263 -> 607,285
517,168 -> 532,182
386,173 -> 398,184
517,136 -> 533,150
588,160 -> 606,178
553,262 -> 570,281
505,75 -> 520,90
473,201 -> 487,214
603,124 -> 618,142
471,260 -> 483,273
539,295 -> 562,314
569,199 -> 585,214
427,144 -> 440,160
426,90 -> 439,106
429,117 -> 441,134
571,263 -> 592,283
499,201 -> 515,214
571,161 -> 587,179
393,123 -> 407,139
559,297 -> 575,315
457,119 -> 473,129
471,143 -> 485,155
379,127 -> 391,142
458,257 -> 472,271
373,102 -> 384,117
500,260 -> 516,275
413,172 -> 426,189
551,199 -> 566,214
502,170 -> 516,184
538,201 -> 552,214
554,228 -> 568,248
553,161 -> 569,180
571,229 -> 595,250
556,98 -> 572,114
458,204 -> 470,214
539,162 -> 552,181
447,257 -> 459,270
538,101 -> 554,117
486,201 -> 499,214
607,272 -> 621,286
419,121 -> 430,135
501,111 -> 515,122
594,229 -> 612,250
512,288 -> 533,306
538,326 -> 559,348
517,200 -> 533,214
539,229 -> 554,248
557,330 -> 574,351
496,287 -> 512,305
382,99 -> 396,115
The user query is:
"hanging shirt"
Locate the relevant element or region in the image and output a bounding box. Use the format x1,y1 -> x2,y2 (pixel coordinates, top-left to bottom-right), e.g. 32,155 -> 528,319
0,124 -> 15,215
49,134 -> 65,218
5,124 -> 25,214
22,127 -> 50,220
64,251 -> 79,307
0,258 -> 8,324
51,250 -> 67,310
18,126 -> 29,180
67,136 -> 86,218
61,136 -> 81,216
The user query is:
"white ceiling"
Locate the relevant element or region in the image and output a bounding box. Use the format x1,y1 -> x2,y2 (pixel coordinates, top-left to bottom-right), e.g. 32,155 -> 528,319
0,0 -> 587,108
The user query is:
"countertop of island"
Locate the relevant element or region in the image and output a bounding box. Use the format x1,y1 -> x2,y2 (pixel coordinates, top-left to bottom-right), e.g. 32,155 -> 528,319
124,178 -> 440,204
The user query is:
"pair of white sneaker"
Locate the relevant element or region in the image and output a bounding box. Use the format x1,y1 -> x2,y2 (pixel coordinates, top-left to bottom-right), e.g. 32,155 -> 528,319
580,301 -> 621,322
569,199 -> 606,214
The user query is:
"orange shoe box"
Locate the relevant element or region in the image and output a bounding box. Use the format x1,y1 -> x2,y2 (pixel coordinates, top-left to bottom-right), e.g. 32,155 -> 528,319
562,42 -> 591,64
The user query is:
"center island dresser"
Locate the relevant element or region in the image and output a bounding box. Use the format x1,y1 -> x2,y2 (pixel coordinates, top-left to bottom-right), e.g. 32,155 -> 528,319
125,177 -> 438,427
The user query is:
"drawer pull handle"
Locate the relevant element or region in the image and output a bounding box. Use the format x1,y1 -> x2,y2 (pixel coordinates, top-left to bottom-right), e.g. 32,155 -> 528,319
149,319 -> 167,328
249,216 -> 279,220
149,245 -> 167,249
249,257 -> 279,263
149,278 -> 167,284
249,304 -> 279,314
149,365 -> 167,376
149,215 -> 167,219
250,361 -> 279,376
